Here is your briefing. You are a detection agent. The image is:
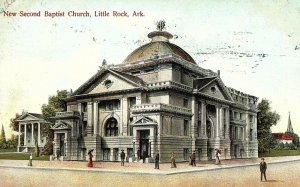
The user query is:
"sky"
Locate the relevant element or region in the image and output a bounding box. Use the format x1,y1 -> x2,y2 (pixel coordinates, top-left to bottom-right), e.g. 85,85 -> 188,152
0,0 -> 300,138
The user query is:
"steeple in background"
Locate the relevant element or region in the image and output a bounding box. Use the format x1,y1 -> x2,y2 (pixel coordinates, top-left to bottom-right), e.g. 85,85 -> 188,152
286,112 -> 294,134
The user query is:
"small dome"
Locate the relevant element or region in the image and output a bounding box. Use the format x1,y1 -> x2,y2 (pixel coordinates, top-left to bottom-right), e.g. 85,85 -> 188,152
123,41 -> 196,64
123,23 -> 196,64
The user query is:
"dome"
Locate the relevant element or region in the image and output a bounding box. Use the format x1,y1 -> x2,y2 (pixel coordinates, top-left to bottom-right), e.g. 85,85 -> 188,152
123,29 -> 196,64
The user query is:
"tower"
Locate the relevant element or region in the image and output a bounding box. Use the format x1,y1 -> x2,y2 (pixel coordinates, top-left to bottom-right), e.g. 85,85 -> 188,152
286,112 -> 294,134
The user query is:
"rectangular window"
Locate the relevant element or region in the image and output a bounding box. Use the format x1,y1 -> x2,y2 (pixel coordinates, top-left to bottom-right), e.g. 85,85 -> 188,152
82,102 -> 87,112
184,120 -> 189,136
249,115 -> 253,122
129,117 -> 133,136
198,148 -> 202,160
250,129 -> 253,141
102,148 -> 110,161
114,148 -> 119,161
129,97 -> 136,107
183,99 -> 188,108
235,126 -> 238,139
240,113 -> 243,120
127,148 -> 133,158
183,148 -> 189,161
240,127 -> 243,139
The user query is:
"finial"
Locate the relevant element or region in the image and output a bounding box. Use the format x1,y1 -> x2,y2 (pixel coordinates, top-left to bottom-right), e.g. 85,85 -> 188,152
102,59 -> 107,66
156,20 -> 166,31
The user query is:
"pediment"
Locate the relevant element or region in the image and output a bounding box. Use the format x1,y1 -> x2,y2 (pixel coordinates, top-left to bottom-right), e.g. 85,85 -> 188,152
52,121 -> 71,130
131,116 -> 157,126
195,77 -> 233,102
72,68 -> 144,95
16,113 -> 42,122
85,72 -> 136,94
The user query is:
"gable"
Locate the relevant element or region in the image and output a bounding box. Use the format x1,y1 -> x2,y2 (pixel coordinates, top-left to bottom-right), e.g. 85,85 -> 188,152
84,72 -> 137,94
201,81 -> 226,100
52,121 -> 71,130
196,77 -> 233,102
131,116 -> 157,126
16,113 -> 40,121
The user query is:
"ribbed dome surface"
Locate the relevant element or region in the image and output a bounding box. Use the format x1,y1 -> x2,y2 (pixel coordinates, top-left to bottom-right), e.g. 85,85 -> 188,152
123,41 -> 196,64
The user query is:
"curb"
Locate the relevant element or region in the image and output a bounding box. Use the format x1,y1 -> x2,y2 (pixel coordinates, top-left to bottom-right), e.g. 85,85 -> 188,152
1,158 -> 300,176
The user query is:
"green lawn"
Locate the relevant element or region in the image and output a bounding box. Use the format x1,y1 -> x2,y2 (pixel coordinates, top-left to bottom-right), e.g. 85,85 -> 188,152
0,148 -> 17,152
259,149 -> 300,157
0,153 -> 49,161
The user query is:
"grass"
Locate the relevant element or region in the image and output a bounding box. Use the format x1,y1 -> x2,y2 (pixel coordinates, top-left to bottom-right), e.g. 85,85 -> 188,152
259,149 -> 300,157
0,152 -> 49,161
0,148 -> 17,152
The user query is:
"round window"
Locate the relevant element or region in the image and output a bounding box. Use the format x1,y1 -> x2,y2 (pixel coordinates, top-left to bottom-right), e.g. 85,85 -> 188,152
104,80 -> 112,88
211,86 -> 216,93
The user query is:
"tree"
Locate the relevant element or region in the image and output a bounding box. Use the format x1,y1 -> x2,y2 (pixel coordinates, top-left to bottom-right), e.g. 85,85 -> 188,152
292,133 -> 299,147
41,90 -> 68,155
257,99 -> 280,153
0,124 -> 7,148
9,113 -> 21,132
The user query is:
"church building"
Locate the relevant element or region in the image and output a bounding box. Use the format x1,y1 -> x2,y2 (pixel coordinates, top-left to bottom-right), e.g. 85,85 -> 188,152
51,22 -> 259,162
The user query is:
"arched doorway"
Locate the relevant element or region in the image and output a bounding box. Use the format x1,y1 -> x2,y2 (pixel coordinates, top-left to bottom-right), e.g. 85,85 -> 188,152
104,118 -> 118,136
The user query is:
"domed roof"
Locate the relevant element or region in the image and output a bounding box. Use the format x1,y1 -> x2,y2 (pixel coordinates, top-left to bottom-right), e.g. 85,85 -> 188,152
123,24 -> 196,64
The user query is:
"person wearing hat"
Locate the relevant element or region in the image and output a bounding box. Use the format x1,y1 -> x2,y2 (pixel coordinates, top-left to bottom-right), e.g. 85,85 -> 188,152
191,151 -> 196,167
260,158 -> 267,181
120,149 -> 125,166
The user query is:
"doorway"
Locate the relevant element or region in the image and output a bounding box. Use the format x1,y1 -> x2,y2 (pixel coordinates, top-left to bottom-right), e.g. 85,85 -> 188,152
139,130 -> 150,159
59,133 -> 65,157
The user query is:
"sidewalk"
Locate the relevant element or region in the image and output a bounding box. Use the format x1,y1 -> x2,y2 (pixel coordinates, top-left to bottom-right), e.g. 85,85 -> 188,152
1,156 -> 300,175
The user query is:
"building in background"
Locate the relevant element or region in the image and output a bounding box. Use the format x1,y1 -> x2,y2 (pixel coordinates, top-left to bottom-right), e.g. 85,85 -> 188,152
272,112 -> 297,145
51,22 -> 259,162
16,112 -> 51,152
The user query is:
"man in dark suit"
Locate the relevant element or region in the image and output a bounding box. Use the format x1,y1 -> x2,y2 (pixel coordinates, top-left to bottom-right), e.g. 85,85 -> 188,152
260,158 -> 267,181
120,149 -> 125,166
191,151 -> 196,166
154,153 -> 159,169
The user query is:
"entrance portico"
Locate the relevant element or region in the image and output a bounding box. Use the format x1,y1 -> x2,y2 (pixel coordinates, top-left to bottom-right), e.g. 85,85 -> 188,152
16,112 -> 51,152
131,116 -> 157,161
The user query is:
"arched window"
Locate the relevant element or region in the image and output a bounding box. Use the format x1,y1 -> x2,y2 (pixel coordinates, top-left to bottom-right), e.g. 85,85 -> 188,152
105,118 -> 118,136
207,120 -> 212,138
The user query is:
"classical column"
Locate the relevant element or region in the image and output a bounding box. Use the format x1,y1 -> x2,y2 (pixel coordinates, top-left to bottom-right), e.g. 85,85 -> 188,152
18,123 -> 21,146
216,105 -> 220,138
122,97 -> 129,136
93,101 -> 99,136
201,102 -> 207,138
254,115 -> 257,140
38,122 -> 41,145
191,96 -> 197,151
225,108 -> 230,139
87,102 -> 93,135
119,98 -> 123,136
24,124 -> 27,146
31,123 -> 34,146
219,108 -> 223,139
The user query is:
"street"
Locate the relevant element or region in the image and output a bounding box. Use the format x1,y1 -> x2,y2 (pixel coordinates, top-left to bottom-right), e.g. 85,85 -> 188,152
1,160 -> 300,187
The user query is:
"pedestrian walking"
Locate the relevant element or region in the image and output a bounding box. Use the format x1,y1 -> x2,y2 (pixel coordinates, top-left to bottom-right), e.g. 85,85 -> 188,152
154,153 -> 159,169
191,151 -> 196,166
171,152 -> 176,168
215,149 -> 221,165
28,153 -> 33,166
87,149 -> 94,167
260,158 -> 267,181
120,149 -> 125,166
